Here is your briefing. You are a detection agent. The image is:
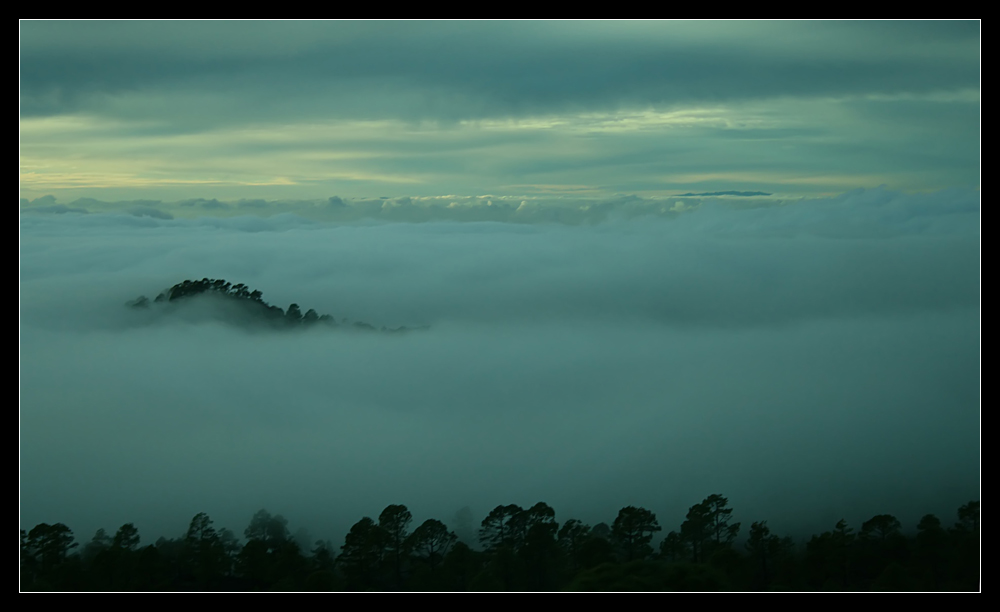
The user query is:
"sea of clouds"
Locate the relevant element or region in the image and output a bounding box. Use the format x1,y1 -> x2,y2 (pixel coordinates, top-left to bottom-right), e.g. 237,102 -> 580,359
19,187 -> 980,547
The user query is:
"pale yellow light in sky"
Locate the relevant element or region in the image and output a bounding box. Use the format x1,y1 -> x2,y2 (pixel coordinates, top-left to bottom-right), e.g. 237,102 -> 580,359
20,89 -> 978,200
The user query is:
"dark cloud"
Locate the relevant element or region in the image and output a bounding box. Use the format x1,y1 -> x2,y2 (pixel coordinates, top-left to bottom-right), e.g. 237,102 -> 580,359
236,199 -> 268,209
129,206 -> 173,220
22,203 -> 89,215
19,188 -> 979,544
179,198 -> 228,210
19,22 -> 980,123
678,191 -> 771,197
26,194 -> 58,206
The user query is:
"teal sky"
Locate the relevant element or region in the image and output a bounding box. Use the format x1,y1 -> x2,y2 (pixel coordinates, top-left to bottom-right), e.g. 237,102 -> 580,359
20,21 -> 980,203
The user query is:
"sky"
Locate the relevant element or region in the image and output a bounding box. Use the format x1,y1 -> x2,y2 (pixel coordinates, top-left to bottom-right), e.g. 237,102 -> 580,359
20,20 -> 979,202
19,21 -> 980,550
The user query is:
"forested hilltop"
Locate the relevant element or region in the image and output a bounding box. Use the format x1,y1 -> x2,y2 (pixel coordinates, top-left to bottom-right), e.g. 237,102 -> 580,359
20,496 -> 980,592
127,278 -> 423,333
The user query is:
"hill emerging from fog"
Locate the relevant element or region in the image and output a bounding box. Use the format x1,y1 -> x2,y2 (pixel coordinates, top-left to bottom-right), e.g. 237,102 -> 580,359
127,278 -> 424,333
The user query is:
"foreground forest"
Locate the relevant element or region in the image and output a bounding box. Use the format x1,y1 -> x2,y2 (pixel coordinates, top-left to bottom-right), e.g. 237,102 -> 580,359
20,495 -> 979,592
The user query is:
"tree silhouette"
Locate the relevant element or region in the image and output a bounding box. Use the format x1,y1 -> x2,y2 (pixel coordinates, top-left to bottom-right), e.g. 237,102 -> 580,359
704,494 -> 741,548
441,541 -> 483,591
913,514 -> 947,589
591,522 -> 611,540
745,521 -> 792,589
517,502 -> 560,590
857,513 -> 907,587
479,504 -> 523,552
680,501 -> 712,563
339,517 -> 388,591
186,512 -> 218,546
236,539 -> 271,589
659,530 -> 684,563
112,523 -> 140,551
18,496 -> 983,591
22,523 -> 78,590
82,528 -> 112,563
378,504 -> 412,589
806,519 -> 856,590
270,540 -> 308,590
860,514 -> 901,543
130,277 -> 401,333
26,523 -> 78,566
244,509 -> 289,554
506,502 -> 556,551
408,519 -> 457,571
185,513 -> 230,586
955,500 -> 979,533
558,519 -> 592,572
286,303 -> 303,324
951,501 -> 980,590
611,506 -> 661,562
219,528 -> 241,571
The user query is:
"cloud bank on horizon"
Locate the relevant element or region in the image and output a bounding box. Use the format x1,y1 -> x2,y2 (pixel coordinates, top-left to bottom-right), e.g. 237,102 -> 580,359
20,21 -> 980,201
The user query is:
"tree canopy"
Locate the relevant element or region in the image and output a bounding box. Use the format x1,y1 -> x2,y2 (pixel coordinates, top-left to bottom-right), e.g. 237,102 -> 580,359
20,496 -> 981,592
127,277 -> 425,333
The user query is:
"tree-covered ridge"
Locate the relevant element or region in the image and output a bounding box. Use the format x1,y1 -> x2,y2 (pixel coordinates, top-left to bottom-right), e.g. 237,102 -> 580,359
127,278 -> 424,333
20,496 -> 980,592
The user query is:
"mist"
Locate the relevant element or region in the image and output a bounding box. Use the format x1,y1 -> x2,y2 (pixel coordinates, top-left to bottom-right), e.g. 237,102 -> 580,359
19,188 -> 980,549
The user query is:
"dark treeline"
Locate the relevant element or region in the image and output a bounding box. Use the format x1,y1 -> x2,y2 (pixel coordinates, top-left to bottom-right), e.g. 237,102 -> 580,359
127,278 -> 423,333
20,495 -> 979,591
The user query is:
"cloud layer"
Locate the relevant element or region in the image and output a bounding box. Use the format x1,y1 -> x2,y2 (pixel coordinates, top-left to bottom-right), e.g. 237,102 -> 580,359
20,22 -> 980,201
20,22 -> 980,121
19,188 -> 980,545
